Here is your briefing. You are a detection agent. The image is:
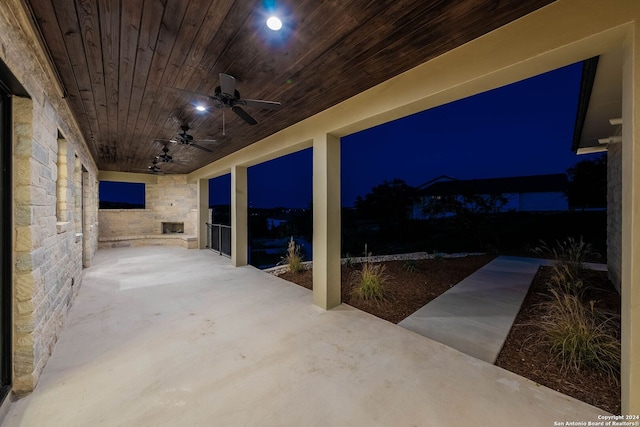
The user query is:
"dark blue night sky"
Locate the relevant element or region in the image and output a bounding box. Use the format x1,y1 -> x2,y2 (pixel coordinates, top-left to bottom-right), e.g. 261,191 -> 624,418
210,61 -> 600,208
99,181 -> 145,205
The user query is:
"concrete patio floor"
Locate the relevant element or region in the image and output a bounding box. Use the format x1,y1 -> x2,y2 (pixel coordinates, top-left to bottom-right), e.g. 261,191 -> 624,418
2,247 -> 607,426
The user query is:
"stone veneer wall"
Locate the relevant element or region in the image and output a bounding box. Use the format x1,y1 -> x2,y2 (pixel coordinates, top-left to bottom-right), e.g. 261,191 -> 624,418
83,169 -> 99,267
607,144 -> 622,293
0,0 -> 99,394
98,175 -> 197,244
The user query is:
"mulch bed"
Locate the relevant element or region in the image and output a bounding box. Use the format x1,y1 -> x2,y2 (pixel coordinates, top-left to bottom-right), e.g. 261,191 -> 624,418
278,255 -> 621,414
495,266 -> 621,414
279,254 -> 496,324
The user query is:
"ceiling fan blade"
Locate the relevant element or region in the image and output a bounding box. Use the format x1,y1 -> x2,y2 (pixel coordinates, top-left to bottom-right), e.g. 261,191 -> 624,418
232,106 -> 258,125
192,139 -> 220,149
167,86 -> 215,102
241,99 -> 282,110
190,143 -> 213,153
219,73 -> 236,97
142,167 -> 163,175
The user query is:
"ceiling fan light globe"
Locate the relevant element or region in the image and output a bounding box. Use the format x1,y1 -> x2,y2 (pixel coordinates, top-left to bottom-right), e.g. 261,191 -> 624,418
266,16 -> 282,31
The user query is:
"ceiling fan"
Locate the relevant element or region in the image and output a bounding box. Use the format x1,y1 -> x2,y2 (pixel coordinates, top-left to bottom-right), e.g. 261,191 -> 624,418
133,159 -> 165,175
164,124 -> 217,153
155,145 -> 174,163
148,161 -> 164,174
171,73 -> 282,126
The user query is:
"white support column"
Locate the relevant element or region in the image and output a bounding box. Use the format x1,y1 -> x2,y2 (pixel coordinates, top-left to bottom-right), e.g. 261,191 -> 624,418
312,133 -> 341,310
197,178 -> 209,249
231,165 -> 248,267
621,23 -> 640,414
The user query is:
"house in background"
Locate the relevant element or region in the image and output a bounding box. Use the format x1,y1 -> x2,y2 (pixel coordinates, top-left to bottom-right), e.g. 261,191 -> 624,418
266,214 -> 291,231
412,173 -> 569,219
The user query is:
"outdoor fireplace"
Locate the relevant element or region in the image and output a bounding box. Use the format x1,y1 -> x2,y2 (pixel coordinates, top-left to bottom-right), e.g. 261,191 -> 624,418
162,222 -> 184,234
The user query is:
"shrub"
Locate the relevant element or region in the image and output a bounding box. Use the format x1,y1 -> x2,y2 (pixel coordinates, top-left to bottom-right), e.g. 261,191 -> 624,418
343,253 -> 354,268
283,237 -> 304,273
548,262 -> 587,297
351,261 -> 388,301
533,236 -> 599,268
534,236 -> 600,295
538,288 -> 620,380
404,260 -> 420,273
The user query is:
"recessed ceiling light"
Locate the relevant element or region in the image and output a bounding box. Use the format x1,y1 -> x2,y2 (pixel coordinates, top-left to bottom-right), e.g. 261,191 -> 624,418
195,105 -> 206,112
266,16 -> 282,31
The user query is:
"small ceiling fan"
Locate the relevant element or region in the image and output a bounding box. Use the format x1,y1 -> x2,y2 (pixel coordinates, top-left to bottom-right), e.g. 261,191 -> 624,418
155,145 -> 174,163
133,159 -> 164,175
148,161 -> 164,174
165,125 -> 217,153
171,73 -> 282,126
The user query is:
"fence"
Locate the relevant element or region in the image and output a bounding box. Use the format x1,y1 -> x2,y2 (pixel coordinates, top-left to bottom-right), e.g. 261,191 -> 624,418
206,223 -> 231,257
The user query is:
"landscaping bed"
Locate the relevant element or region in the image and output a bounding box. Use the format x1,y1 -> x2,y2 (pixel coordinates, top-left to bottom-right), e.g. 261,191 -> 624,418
278,254 -> 495,324
278,255 -> 621,414
495,266 -> 620,414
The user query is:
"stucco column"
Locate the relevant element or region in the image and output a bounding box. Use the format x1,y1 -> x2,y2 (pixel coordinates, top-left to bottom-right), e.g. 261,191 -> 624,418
621,22 -> 640,414
312,133 -> 341,310
231,165 -> 248,267
197,178 -> 209,249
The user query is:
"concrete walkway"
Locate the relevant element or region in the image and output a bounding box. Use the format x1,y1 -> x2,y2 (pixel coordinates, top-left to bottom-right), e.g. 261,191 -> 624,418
399,256 -> 607,364
400,256 -> 547,363
2,248 -> 606,426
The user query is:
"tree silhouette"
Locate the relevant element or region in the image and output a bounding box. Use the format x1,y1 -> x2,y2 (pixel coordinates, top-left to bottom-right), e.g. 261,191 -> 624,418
355,179 -> 419,227
566,154 -> 607,209
355,178 -> 418,244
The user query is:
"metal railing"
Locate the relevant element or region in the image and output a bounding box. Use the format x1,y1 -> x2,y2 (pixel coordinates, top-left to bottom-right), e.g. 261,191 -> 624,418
206,223 -> 231,258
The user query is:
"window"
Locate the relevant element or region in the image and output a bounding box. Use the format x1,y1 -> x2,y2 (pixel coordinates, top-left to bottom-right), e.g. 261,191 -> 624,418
74,156 -> 83,233
56,132 -> 68,221
99,181 -> 145,209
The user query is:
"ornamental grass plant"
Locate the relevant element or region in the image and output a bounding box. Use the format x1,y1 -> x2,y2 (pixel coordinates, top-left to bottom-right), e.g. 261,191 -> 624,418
350,247 -> 388,301
403,260 -> 420,273
283,236 -> 304,273
538,288 -> 620,380
533,236 -> 598,264
548,261 -> 587,297
533,237 -> 619,382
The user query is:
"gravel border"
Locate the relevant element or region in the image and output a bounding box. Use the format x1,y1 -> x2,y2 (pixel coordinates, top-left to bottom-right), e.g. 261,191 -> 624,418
264,252 -> 485,276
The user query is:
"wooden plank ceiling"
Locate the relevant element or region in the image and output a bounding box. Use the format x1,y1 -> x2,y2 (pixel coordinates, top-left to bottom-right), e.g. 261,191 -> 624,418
23,0 -> 555,174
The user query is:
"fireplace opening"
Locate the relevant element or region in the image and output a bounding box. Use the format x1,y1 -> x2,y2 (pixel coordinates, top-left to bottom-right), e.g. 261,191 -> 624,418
162,222 -> 184,234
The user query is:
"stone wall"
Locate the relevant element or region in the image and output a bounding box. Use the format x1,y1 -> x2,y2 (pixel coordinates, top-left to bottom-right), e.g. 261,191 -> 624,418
607,143 -> 622,292
99,209 -> 157,237
0,0 -> 99,394
147,175 -> 198,235
98,175 -> 198,246
82,169 -> 99,267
